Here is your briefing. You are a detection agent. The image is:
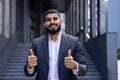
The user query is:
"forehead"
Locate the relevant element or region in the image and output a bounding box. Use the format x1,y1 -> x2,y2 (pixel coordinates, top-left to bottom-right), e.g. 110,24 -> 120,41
45,13 -> 60,19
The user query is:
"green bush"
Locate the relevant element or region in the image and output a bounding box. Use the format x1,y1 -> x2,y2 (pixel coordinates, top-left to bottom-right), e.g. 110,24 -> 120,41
117,48 -> 120,60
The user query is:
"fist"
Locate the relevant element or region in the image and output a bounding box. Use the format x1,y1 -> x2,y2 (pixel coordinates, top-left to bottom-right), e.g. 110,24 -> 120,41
64,49 -> 77,70
27,49 -> 37,69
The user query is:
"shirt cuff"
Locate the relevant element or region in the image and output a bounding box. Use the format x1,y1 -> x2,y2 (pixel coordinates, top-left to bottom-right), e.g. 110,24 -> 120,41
27,64 -> 34,74
72,62 -> 79,75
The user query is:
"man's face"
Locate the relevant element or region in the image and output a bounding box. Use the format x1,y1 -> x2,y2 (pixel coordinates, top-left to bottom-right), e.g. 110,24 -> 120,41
44,13 -> 62,34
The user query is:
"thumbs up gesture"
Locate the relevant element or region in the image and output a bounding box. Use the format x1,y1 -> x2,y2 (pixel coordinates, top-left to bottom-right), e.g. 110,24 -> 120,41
64,49 -> 77,70
27,49 -> 37,69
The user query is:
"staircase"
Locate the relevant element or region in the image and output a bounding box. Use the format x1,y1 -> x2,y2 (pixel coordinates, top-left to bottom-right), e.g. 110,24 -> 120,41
0,43 -> 102,80
77,52 -> 102,80
0,44 -> 35,80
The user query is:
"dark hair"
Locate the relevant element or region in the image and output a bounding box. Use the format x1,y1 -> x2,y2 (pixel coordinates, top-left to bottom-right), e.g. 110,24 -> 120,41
43,9 -> 60,21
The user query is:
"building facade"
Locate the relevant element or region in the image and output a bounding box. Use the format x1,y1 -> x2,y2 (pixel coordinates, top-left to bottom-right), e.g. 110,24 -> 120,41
0,0 -> 118,80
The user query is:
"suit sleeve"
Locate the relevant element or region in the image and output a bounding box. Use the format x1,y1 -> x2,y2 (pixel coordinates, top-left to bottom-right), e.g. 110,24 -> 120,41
24,41 -> 38,77
73,38 -> 88,76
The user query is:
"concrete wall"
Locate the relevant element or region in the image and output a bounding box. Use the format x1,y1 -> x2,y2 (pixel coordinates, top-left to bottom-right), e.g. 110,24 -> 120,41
0,0 -> 17,40
85,33 -> 118,80
0,35 -> 16,77
106,0 -> 120,48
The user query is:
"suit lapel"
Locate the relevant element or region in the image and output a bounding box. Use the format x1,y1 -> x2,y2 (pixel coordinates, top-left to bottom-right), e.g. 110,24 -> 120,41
42,33 -> 67,67
42,35 -> 49,66
58,32 -> 67,67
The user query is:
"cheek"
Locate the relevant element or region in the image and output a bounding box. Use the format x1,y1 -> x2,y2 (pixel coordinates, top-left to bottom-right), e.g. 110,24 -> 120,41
57,20 -> 62,25
44,23 -> 50,27
57,22 -> 61,26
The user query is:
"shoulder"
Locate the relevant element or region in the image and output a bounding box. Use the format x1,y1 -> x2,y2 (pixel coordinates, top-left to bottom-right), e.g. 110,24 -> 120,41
32,34 -> 48,43
63,32 -> 78,41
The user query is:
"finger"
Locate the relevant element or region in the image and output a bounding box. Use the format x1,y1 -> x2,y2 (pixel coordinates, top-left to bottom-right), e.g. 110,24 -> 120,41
29,49 -> 34,56
65,64 -> 72,69
64,57 -> 70,60
29,63 -> 37,69
29,62 -> 37,65
28,56 -> 37,59
68,49 -> 71,57
28,58 -> 37,62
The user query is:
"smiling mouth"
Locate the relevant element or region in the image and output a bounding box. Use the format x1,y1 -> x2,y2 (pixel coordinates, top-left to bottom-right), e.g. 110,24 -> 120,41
49,25 -> 57,30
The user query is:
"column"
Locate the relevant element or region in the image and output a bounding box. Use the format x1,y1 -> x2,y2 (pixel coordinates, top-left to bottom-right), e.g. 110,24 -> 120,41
72,0 -> 76,36
76,0 -> 80,34
79,0 -> 84,42
83,0 -> 89,41
66,6 -> 70,34
11,0 -> 17,37
23,0 -> 29,43
0,0 -> 2,34
90,0 -> 97,38
4,0 -> 10,38
97,0 -> 106,35
70,1 -> 73,35
79,0 -> 83,34
65,10 -> 68,33
69,1 -> 72,35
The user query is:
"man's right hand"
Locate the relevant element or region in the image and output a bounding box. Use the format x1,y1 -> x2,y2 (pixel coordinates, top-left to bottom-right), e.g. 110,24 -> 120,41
27,49 -> 37,69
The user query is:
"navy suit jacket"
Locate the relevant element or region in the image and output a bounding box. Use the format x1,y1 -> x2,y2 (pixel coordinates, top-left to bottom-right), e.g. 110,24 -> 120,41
24,32 -> 87,80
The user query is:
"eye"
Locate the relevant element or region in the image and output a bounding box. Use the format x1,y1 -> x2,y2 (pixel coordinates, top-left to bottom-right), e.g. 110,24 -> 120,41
53,17 -> 58,20
46,18 -> 51,22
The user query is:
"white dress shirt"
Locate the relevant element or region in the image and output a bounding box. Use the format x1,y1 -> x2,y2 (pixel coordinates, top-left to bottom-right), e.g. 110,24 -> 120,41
48,31 -> 62,80
27,31 -> 79,80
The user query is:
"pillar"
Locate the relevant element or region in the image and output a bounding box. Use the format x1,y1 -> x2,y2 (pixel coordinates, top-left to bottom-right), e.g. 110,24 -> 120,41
23,0 -> 29,43
76,0 -> 80,35
0,0 -> 2,34
70,1 -> 73,35
90,0 -> 97,38
4,0 -> 10,38
97,0 -> 106,35
83,0 -> 89,41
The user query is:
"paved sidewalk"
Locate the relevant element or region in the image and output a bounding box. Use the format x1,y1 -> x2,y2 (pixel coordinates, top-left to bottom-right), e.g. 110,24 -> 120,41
118,60 -> 120,80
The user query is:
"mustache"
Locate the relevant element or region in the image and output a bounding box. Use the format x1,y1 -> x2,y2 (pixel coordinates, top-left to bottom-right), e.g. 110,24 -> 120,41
49,23 -> 57,28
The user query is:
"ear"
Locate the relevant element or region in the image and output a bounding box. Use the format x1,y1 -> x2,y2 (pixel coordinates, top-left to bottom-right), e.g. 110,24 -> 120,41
60,19 -> 63,24
43,22 -> 46,28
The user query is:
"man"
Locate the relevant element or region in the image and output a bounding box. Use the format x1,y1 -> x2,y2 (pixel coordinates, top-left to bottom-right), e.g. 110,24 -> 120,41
24,9 -> 87,80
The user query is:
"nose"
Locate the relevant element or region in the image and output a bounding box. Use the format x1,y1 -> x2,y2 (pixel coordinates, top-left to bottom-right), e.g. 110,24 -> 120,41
50,19 -> 54,24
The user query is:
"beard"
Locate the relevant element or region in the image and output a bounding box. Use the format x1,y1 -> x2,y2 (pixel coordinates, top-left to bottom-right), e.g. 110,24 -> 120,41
46,24 -> 61,34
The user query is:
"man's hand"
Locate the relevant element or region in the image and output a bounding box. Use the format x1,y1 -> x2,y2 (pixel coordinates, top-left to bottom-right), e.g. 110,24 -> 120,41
64,49 -> 77,70
27,49 -> 37,69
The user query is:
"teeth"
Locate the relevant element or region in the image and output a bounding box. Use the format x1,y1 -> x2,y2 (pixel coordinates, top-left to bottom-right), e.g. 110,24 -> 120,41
51,25 -> 56,29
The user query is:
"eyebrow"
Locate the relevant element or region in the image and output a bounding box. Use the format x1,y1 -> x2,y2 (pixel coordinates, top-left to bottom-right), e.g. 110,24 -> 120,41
46,16 -> 59,20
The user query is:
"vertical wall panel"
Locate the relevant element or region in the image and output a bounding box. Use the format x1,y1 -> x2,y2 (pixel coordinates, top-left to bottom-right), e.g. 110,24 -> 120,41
90,0 -> 97,38
97,0 -> 106,35
83,0 -> 89,41
4,0 -> 10,38
23,0 -> 29,43
0,0 -> 2,34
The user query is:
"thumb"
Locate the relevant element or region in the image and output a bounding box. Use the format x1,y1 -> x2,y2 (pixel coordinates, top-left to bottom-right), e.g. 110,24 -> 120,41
68,49 -> 72,57
29,49 -> 34,56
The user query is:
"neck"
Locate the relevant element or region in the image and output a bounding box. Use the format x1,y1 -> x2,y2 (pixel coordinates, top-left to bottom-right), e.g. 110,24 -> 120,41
49,31 -> 60,41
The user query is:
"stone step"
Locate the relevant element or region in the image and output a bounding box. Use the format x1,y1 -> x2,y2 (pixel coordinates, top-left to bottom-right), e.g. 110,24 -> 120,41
2,72 -> 100,77
0,44 -> 102,80
4,68 -> 99,73
0,77 -> 35,80
77,76 -> 102,80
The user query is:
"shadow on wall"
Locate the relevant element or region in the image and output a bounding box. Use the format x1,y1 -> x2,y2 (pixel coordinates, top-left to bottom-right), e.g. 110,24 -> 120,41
0,35 -> 16,77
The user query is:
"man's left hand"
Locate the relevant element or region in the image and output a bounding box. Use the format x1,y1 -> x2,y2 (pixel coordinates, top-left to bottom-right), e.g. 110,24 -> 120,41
64,49 -> 77,70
